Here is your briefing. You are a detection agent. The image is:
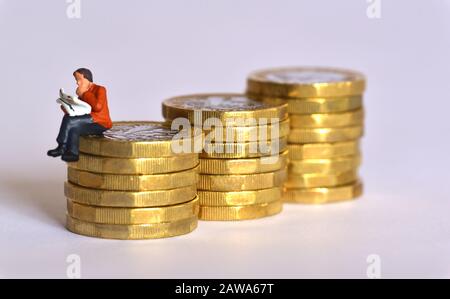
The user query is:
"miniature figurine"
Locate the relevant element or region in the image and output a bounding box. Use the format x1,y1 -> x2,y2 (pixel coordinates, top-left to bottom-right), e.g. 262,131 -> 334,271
47,68 -> 113,162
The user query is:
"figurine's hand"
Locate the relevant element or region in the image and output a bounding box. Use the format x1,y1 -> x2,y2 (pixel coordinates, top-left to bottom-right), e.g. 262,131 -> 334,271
76,86 -> 87,97
76,81 -> 91,97
60,105 -> 68,114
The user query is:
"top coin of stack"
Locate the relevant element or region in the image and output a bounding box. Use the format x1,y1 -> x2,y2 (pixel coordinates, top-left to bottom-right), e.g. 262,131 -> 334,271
246,67 -> 366,204
65,121 -> 201,239
162,94 -> 289,220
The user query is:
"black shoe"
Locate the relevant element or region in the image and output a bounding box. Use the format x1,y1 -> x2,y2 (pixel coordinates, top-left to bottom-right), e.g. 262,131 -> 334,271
62,152 -> 79,162
47,145 -> 66,157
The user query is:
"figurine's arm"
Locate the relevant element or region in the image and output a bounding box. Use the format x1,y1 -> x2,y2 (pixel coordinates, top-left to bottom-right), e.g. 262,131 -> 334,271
80,87 -> 106,112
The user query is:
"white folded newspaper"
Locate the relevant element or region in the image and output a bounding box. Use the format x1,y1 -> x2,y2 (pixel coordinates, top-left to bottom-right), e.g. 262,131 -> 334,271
56,88 -> 92,117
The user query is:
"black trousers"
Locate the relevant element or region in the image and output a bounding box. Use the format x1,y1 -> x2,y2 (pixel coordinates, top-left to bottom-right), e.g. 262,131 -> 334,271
56,114 -> 107,155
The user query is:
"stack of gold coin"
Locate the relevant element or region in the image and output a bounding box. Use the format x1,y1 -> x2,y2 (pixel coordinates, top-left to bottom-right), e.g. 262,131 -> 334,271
64,121 -> 201,239
246,67 -> 366,204
162,94 -> 289,220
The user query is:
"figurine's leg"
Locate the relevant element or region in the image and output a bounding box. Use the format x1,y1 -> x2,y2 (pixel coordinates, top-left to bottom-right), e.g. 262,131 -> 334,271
56,114 -> 90,146
80,123 -> 108,138
48,115 -> 78,157
56,115 -> 72,146
63,120 -> 107,161
66,127 -> 82,156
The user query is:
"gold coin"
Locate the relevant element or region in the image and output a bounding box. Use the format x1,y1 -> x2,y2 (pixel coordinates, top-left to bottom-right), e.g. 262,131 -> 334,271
288,141 -> 360,160
198,200 -> 283,221
68,153 -> 199,175
201,137 -> 288,159
252,95 -> 363,115
79,121 -> 202,158
198,187 -> 282,206
285,170 -> 358,188
66,214 -> 198,240
198,168 -> 287,191
67,166 -> 199,191
64,182 -> 197,208
290,109 -> 364,128
288,126 -> 363,143
67,197 -> 199,225
162,93 -> 288,126
247,67 -> 366,98
202,118 -> 290,142
199,151 -> 288,175
288,155 -> 361,174
283,181 -> 363,204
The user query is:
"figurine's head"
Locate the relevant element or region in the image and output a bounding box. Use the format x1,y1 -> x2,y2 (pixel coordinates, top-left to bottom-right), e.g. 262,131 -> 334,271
73,68 -> 93,87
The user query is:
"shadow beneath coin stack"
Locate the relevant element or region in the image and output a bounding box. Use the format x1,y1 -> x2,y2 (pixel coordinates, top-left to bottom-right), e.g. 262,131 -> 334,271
0,172 -> 66,227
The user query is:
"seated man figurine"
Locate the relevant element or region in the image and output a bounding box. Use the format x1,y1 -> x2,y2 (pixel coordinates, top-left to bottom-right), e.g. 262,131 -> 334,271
47,68 -> 113,162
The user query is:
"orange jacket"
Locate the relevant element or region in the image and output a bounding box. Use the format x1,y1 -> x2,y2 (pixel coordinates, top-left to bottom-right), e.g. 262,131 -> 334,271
61,84 -> 113,129
80,84 -> 112,129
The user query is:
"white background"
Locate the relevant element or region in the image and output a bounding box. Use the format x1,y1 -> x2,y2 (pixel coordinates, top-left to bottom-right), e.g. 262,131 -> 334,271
0,0 -> 449,278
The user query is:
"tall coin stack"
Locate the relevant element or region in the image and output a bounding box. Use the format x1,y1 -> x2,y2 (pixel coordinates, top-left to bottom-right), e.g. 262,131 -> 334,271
65,121 -> 200,239
246,67 -> 365,204
162,94 -> 289,220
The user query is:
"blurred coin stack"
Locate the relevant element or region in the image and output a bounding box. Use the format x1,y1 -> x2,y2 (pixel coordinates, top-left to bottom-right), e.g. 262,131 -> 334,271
162,94 -> 289,220
65,121 -> 200,239
246,67 -> 365,204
